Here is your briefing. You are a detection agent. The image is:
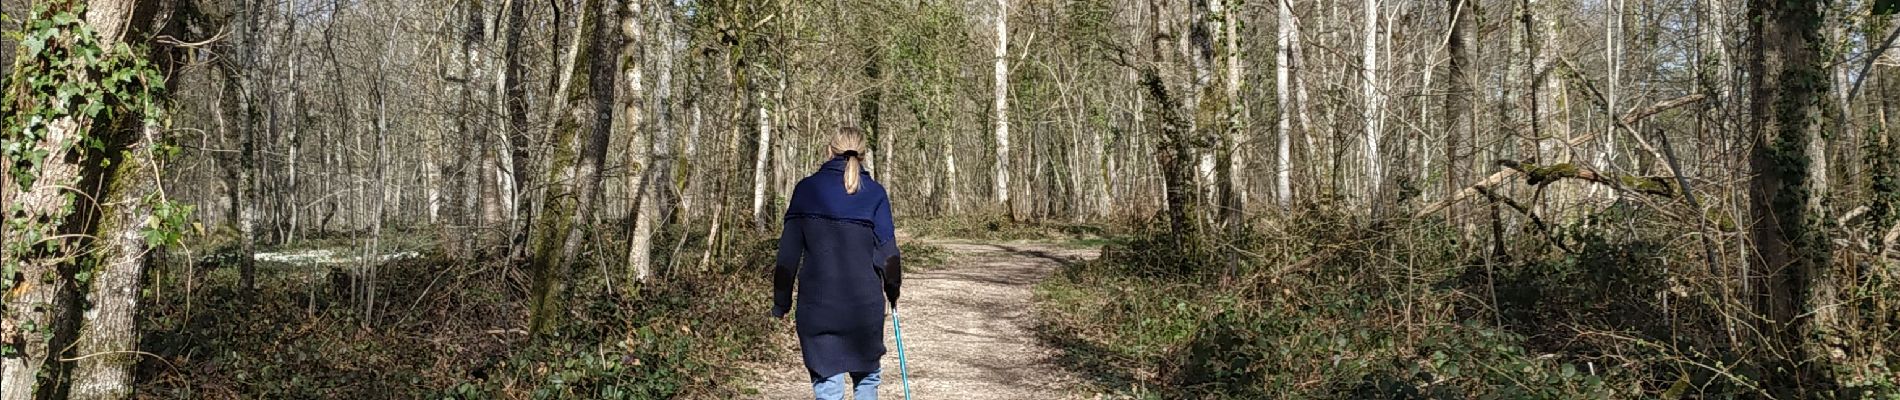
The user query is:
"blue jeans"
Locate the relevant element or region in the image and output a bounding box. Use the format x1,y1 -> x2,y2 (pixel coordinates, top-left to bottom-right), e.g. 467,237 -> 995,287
811,368 -> 881,400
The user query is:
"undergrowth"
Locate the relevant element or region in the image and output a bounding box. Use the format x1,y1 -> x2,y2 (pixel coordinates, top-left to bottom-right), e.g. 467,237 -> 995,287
1036,204 -> 1900,399
132,222 -> 863,399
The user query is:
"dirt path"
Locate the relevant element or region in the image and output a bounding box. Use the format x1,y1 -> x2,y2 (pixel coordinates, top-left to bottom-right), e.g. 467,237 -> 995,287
751,239 -> 1101,399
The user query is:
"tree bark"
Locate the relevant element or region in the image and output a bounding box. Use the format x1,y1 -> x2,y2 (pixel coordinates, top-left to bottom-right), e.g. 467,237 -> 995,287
1361,0 -> 1382,207
4,2 -> 173,397
750,84 -> 773,227
528,0 -> 601,336
1219,0 -> 1244,221
624,0 -> 656,283
445,0 -> 486,261
502,0 -> 533,258
1746,0 -> 1831,393
1275,0 -> 1295,209
69,122 -> 162,400
284,0 -> 303,246
229,0 -> 261,292
1,116 -> 87,400
1443,0 -> 1473,222
993,0 -> 1012,214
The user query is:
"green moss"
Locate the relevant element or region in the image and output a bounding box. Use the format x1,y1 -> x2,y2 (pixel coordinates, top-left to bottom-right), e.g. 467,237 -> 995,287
1522,162 -> 1580,186
1617,174 -> 1673,194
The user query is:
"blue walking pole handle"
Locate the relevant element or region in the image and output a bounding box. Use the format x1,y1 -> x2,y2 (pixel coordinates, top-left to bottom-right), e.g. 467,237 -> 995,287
891,306 -> 913,400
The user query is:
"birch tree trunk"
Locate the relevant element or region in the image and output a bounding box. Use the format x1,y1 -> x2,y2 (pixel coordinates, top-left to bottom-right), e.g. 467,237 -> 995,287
624,0 -> 655,283
283,0 -> 301,245
1276,0 -> 1294,209
993,0 -> 1012,213
1361,0 -> 1382,205
1221,0 -> 1244,216
750,86 -> 772,227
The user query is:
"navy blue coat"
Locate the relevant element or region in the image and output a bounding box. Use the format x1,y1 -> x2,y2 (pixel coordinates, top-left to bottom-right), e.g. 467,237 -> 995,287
772,157 -> 902,378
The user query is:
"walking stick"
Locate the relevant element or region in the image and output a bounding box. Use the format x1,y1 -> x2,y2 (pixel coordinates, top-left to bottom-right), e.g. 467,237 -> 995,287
891,306 -> 913,400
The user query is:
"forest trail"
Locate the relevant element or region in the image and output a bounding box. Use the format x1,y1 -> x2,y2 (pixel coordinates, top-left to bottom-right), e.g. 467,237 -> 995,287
751,238 -> 1102,400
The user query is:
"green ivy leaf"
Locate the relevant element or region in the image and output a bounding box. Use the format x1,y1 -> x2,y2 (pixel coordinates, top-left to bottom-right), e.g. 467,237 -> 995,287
81,102 -> 103,119
21,35 -> 44,56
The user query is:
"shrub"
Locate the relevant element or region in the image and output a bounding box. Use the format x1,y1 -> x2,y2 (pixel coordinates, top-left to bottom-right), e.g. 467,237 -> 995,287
1034,207 -> 1812,399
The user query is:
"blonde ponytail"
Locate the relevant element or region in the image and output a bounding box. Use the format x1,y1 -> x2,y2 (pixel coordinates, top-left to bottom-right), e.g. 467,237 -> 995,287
844,157 -> 863,194
833,128 -> 867,195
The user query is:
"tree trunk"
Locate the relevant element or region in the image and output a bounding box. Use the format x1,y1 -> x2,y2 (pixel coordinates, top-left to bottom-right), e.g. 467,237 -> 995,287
502,0 -> 534,258
446,0 -> 486,261
860,47 -> 884,177
238,0 -> 262,292
0,110 -> 88,400
283,0 -> 302,246
750,87 -> 773,227
1746,0 -> 1831,394
1443,0 -> 1473,223
543,0 -> 616,334
993,0 -> 1012,214
4,2 -> 171,397
1220,0 -> 1244,221
527,0 -> 598,337
359,23 -> 399,322
1276,0 -> 1295,209
68,122 -> 162,400
1361,0 -> 1385,210
625,0 -> 656,283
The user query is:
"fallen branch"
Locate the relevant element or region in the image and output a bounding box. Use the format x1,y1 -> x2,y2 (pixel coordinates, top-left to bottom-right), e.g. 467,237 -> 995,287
1494,160 -> 1677,197
1413,93 -> 1705,219
1415,169 -> 1520,219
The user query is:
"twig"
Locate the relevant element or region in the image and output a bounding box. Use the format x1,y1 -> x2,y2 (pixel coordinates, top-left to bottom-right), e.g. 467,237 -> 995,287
154,27 -> 230,49
1473,186 -> 1577,254
1576,330 -> 1777,399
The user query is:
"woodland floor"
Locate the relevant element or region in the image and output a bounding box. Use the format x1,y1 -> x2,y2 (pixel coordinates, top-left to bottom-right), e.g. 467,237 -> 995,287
749,238 -> 1103,400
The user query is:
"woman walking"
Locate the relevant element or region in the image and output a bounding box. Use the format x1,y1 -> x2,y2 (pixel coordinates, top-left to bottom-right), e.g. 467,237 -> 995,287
772,127 -> 904,400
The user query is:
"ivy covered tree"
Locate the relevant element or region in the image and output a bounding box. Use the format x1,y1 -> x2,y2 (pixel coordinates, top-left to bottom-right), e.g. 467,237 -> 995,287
1,2 -> 197,398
